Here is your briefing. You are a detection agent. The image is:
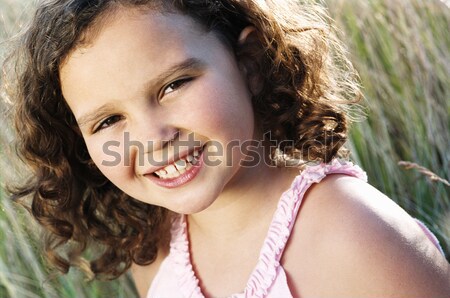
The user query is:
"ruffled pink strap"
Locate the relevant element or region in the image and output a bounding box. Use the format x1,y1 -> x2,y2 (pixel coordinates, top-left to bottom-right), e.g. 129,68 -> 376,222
170,216 -> 204,297
242,159 -> 367,298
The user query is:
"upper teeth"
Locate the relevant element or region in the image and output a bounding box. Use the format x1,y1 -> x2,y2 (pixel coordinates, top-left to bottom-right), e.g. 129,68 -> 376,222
154,148 -> 201,179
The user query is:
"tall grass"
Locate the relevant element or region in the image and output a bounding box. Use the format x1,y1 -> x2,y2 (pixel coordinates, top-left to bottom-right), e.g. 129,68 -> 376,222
0,0 -> 449,297
325,0 -> 450,253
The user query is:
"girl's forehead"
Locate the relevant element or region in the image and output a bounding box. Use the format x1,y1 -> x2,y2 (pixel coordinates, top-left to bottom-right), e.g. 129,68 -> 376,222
74,5 -> 206,51
99,10 -> 209,50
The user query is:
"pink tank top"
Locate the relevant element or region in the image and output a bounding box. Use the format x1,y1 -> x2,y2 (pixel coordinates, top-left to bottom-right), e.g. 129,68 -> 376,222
146,160 -> 444,298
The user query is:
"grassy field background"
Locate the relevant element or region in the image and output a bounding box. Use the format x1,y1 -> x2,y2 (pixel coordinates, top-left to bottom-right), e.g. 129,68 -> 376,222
0,0 -> 449,297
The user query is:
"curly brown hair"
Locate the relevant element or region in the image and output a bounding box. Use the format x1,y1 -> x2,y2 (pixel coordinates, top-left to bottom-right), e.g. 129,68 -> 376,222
3,0 -> 361,279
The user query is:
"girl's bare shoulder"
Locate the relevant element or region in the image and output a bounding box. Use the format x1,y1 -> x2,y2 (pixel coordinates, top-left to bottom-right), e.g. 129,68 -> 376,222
130,247 -> 169,298
283,174 -> 450,297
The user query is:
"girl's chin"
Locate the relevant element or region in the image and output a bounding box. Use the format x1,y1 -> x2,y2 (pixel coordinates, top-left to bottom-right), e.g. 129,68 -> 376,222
166,200 -> 216,215
163,186 -> 224,215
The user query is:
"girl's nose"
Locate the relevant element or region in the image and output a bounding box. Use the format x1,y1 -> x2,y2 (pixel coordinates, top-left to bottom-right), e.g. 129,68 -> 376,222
126,108 -> 180,161
124,128 -> 178,169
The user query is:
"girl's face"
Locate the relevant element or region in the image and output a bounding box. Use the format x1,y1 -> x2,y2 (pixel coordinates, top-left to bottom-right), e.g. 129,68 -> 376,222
60,8 -> 255,214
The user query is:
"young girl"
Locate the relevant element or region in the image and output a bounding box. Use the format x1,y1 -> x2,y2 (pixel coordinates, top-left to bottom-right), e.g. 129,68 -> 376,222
5,0 -> 449,297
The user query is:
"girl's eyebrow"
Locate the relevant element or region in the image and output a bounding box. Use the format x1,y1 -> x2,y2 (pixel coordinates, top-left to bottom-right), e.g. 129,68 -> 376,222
76,57 -> 206,130
150,57 -> 206,87
77,105 -> 115,129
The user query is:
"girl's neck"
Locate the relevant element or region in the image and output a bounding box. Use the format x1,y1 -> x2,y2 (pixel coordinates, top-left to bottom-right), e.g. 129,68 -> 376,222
187,156 -> 299,242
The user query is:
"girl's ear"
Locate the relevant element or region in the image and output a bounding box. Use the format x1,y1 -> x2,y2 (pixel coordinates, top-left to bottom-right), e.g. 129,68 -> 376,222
238,26 -> 257,45
237,26 -> 263,96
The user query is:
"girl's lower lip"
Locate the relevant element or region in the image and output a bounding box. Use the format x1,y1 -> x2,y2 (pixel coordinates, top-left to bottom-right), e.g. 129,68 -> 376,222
145,149 -> 204,189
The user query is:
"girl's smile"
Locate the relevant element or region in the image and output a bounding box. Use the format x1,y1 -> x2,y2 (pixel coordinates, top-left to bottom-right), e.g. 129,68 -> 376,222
144,146 -> 205,189
60,8 -> 257,214
145,145 -> 204,179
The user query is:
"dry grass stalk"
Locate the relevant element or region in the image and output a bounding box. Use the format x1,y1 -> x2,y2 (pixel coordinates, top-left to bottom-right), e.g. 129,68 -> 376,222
398,161 -> 450,187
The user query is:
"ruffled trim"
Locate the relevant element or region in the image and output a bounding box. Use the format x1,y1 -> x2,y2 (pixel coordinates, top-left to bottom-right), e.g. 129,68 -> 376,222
414,219 -> 445,256
242,159 -> 366,298
170,215 -> 204,298
168,159 -> 366,298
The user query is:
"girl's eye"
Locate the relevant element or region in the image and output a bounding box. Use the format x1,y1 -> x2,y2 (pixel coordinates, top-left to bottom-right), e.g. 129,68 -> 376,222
162,77 -> 193,97
94,115 -> 122,133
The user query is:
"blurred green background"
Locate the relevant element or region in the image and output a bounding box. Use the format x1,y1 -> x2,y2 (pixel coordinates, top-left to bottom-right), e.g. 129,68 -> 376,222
0,0 -> 449,297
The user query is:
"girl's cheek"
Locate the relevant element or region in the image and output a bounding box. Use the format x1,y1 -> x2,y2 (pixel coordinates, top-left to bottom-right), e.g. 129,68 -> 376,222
87,138 -> 128,175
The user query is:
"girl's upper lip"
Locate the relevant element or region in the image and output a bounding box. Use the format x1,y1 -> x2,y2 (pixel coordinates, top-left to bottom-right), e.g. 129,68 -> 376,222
142,146 -> 204,175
